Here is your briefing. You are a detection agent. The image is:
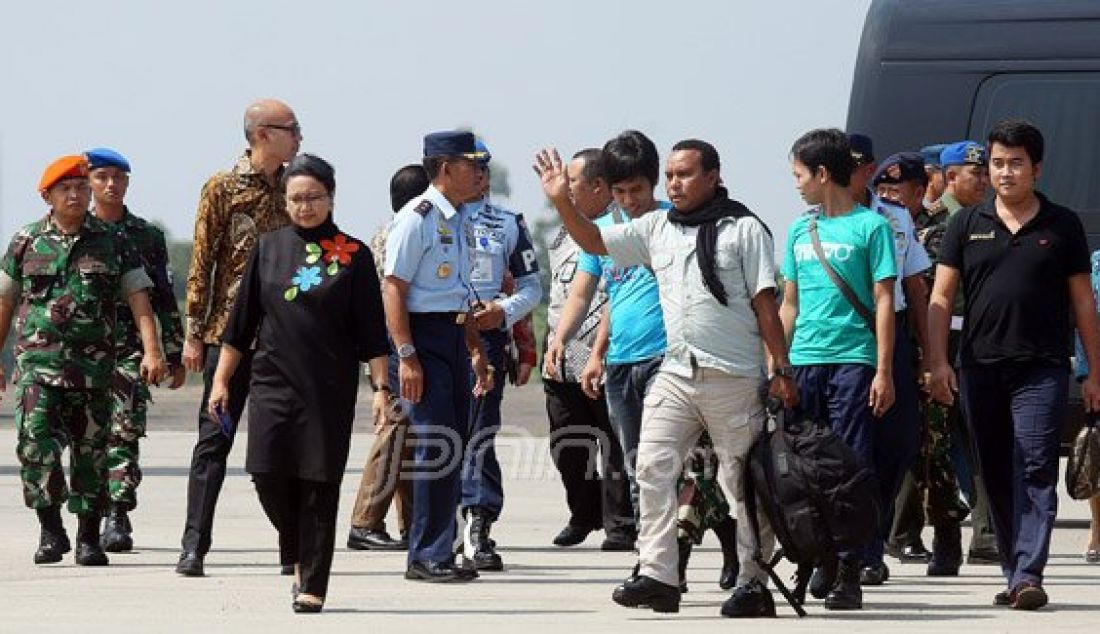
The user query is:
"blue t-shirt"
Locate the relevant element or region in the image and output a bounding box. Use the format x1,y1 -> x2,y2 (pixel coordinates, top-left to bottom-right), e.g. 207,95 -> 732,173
577,204 -> 668,365
781,205 -> 897,367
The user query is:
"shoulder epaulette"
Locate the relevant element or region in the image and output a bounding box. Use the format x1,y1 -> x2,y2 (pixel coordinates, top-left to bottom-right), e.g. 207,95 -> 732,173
414,200 -> 433,217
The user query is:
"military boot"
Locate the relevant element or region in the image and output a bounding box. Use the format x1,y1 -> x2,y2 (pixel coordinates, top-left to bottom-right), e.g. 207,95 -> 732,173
34,506 -> 71,564
823,559 -> 863,610
101,503 -> 134,553
928,523 -> 963,576
74,513 -> 109,566
464,508 -> 503,571
713,516 -> 740,590
677,537 -> 692,593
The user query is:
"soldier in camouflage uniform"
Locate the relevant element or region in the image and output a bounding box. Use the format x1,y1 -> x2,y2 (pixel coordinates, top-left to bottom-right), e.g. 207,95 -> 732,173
0,155 -> 166,567
912,140 -> 998,575
86,148 -> 187,553
675,432 -> 740,593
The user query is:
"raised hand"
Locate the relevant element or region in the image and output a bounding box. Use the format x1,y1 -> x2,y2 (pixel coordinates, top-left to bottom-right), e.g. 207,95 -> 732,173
532,148 -> 570,206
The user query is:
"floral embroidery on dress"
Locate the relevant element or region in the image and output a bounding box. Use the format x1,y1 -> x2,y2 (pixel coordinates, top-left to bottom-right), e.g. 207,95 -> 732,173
285,233 -> 358,301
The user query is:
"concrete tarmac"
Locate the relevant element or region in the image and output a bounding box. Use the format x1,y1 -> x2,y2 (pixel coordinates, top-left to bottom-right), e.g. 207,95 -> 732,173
1,385 -> 1097,633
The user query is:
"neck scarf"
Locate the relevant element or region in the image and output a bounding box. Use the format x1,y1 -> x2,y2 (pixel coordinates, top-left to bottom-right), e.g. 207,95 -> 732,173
667,187 -> 770,306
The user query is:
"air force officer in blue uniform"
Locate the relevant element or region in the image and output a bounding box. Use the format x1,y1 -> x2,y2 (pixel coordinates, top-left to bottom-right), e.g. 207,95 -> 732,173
384,131 -> 493,583
460,140 -> 542,571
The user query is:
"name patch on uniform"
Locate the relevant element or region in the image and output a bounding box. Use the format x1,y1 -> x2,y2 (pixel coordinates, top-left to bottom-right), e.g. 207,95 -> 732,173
415,200 -> 433,216
969,231 -> 995,241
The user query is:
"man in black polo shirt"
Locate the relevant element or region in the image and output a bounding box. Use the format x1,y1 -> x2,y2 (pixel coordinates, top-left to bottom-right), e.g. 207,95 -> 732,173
927,119 -> 1100,611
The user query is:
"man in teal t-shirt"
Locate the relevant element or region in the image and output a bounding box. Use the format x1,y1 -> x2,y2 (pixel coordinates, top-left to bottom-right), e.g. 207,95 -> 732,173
779,129 -> 897,612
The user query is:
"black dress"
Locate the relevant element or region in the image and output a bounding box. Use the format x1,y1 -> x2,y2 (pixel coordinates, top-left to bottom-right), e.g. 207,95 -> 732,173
222,219 -> 388,483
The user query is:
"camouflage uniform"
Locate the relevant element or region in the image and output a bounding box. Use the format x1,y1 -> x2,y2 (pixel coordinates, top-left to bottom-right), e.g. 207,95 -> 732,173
914,197 -> 969,525
676,432 -> 732,543
0,212 -> 151,515
103,208 -> 185,510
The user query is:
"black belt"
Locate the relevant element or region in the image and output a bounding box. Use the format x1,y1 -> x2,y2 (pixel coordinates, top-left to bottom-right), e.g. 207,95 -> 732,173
411,311 -> 467,325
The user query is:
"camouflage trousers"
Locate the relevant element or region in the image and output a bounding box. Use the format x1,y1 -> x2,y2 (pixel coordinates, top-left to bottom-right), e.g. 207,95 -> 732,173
677,432 -> 732,544
916,393 -> 970,525
105,356 -> 151,510
15,383 -> 112,515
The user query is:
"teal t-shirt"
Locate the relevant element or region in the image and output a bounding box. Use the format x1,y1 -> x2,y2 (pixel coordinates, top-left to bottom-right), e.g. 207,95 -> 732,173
577,204 -> 668,365
781,205 -> 897,367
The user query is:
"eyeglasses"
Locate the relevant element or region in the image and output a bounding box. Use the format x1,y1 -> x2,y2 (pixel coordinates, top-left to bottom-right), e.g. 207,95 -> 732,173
262,122 -> 302,135
287,193 -> 329,207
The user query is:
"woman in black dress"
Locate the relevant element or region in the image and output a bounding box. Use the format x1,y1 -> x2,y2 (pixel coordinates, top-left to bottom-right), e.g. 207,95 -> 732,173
208,154 -> 389,613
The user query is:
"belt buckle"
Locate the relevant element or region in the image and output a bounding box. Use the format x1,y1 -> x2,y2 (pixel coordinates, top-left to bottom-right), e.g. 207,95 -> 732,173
455,312 -> 467,325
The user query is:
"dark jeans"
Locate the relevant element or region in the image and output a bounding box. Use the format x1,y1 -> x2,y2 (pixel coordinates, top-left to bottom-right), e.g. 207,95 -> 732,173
461,329 -> 507,520
793,363 -> 879,564
253,474 -> 340,598
544,379 -> 634,537
180,345 -> 255,556
604,355 -> 663,524
958,361 -> 1067,587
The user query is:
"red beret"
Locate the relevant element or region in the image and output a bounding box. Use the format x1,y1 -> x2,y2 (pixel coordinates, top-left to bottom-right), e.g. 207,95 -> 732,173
38,155 -> 89,194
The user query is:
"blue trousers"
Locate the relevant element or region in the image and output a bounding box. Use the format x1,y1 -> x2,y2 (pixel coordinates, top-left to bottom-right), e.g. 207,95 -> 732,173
866,314 -> 921,565
604,355 -> 663,524
958,361 -> 1067,588
395,314 -> 472,566
793,363 -> 879,564
460,329 -> 507,520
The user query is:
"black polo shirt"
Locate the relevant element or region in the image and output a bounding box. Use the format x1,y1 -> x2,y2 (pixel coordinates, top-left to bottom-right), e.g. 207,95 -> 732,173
939,192 -> 1089,367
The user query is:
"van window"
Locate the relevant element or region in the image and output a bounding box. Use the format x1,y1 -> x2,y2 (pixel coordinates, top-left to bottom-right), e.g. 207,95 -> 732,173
969,73 -> 1100,214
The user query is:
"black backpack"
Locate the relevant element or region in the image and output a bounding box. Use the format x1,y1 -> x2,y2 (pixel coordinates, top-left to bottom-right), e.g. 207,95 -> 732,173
744,401 -> 882,616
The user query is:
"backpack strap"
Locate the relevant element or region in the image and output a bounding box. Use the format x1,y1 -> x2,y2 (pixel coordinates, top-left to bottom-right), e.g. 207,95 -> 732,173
807,214 -> 876,333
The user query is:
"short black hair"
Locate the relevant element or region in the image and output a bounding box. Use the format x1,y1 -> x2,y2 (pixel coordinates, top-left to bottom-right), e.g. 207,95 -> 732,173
282,153 -> 335,195
790,128 -> 854,187
390,164 -> 429,212
571,148 -> 604,183
987,118 -> 1044,165
671,139 -> 720,172
422,156 -> 445,181
600,130 -> 659,187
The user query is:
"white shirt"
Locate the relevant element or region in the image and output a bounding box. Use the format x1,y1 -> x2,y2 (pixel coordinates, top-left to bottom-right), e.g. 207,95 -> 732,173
870,195 -> 931,311
601,211 -> 776,379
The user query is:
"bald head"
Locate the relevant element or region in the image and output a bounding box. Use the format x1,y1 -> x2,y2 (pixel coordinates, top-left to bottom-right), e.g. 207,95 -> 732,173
243,99 -> 296,144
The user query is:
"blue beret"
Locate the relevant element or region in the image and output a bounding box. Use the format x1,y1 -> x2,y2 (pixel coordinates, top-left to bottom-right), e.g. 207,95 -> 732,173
940,141 -> 987,167
474,139 -> 491,168
85,147 -> 131,172
847,133 -> 875,164
920,144 -> 948,167
423,131 -> 488,160
872,152 -> 927,186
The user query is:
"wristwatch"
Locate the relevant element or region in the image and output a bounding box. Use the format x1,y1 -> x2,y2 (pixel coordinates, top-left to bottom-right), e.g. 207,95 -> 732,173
771,365 -> 795,379
397,343 -> 417,359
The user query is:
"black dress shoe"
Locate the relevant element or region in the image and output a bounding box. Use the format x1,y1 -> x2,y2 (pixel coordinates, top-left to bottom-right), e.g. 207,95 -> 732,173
347,527 -> 404,551
552,524 -> 593,547
280,564 -> 295,576
890,542 -> 932,563
405,560 -> 475,583
824,561 -> 862,611
600,534 -> 636,552
74,541 -> 109,566
34,528 -> 71,564
611,574 -> 680,613
993,589 -> 1011,606
176,551 -> 205,577
720,579 -> 776,618
1011,582 -> 1048,611
859,562 -> 889,585
809,556 -> 838,600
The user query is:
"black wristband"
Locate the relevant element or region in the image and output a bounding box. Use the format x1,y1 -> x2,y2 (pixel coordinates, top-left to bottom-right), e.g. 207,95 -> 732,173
373,383 -> 391,393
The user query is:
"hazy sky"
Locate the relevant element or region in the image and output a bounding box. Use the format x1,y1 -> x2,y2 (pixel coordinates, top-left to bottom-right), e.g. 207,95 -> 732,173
0,0 -> 872,249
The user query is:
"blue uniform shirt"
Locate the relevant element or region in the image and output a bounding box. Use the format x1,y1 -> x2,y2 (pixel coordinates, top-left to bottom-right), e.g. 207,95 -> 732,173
464,198 -> 543,328
384,184 -> 476,313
